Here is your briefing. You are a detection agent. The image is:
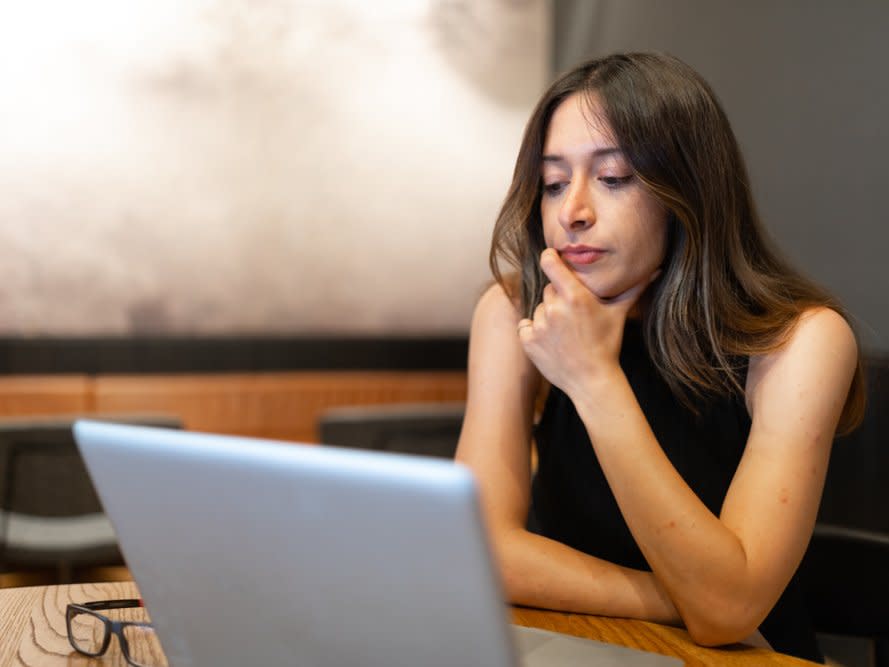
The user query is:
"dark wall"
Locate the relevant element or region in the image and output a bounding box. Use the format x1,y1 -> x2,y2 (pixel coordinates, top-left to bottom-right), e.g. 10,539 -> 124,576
553,0 -> 889,354
0,338 -> 469,374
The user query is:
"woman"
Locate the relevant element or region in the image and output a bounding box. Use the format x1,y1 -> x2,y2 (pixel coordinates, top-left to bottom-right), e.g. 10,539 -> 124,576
455,52 -> 864,663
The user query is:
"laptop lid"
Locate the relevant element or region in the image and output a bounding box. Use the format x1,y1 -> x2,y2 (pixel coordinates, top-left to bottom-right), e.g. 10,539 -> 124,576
73,420 -> 518,667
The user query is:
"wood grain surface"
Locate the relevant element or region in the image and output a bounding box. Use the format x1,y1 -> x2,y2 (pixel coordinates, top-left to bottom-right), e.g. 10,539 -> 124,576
512,606 -> 820,666
0,582 -> 819,666
0,581 -> 139,666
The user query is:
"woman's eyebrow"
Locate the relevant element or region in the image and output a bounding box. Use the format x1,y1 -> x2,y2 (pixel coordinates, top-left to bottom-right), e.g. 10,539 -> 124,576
541,146 -> 623,163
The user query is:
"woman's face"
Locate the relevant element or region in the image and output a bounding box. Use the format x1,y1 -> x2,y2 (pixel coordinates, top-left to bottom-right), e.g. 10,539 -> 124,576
540,93 -> 668,300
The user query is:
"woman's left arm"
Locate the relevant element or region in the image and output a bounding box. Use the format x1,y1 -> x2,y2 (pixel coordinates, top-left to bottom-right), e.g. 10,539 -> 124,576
573,307 -> 857,646
520,250 -> 858,646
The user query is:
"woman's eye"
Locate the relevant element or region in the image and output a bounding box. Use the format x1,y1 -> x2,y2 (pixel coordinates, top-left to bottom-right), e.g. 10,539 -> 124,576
543,182 -> 567,196
599,175 -> 634,189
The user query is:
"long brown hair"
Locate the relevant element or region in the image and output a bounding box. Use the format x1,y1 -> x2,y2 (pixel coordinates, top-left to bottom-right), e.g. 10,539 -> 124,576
490,52 -> 864,432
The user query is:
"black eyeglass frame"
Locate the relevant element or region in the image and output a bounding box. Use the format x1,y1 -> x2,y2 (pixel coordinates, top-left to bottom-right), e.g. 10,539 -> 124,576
66,599 -> 158,667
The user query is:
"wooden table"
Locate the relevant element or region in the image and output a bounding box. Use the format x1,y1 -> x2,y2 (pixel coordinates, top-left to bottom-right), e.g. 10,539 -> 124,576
511,606 -> 818,666
0,581 -> 818,666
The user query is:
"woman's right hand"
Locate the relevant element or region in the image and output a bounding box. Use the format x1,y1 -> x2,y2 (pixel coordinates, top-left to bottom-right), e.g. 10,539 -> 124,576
517,249 -> 657,400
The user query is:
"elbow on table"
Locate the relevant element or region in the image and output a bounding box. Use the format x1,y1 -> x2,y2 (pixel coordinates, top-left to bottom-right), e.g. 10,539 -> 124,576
682,603 -> 765,648
671,570 -> 772,647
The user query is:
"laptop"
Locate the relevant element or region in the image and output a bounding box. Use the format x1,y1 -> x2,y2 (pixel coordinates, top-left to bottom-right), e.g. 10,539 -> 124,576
74,420 -> 680,667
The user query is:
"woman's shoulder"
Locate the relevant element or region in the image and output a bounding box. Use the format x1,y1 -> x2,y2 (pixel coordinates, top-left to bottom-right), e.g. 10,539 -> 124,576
473,279 -> 524,329
467,280 -> 541,396
755,307 -> 856,365
746,307 -> 858,408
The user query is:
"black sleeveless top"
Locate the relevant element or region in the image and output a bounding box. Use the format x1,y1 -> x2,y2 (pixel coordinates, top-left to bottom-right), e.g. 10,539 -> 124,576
530,321 -> 823,663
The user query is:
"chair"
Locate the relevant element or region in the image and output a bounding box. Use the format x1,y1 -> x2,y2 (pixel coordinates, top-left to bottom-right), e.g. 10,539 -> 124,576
798,525 -> 889,667
798,357 -> 889,667
0,413 -> 181,583
317,402 -> 465,458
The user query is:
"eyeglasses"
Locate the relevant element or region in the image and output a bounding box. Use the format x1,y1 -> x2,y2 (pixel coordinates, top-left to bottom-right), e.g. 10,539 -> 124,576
66,599 -> 169,667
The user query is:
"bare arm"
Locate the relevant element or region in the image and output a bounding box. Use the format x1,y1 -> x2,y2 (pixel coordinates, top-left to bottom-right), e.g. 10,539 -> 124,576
519,250 -> 858,645
456,283 -> 679,623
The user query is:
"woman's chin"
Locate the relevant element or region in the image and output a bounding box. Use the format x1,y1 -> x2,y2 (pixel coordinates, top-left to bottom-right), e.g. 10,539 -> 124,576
579,281 -> 619,301
584,280 -> 651,305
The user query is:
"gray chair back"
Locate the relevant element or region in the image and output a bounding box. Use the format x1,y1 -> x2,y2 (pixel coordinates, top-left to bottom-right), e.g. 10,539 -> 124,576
0,414 -> 181,581
317,403 -> 464,459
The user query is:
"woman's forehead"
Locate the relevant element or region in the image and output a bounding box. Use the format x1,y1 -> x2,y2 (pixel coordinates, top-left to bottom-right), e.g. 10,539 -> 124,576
543,93 -> 619,159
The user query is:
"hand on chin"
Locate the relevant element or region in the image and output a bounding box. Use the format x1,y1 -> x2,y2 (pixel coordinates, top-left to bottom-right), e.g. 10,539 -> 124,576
516,250 -> 656,395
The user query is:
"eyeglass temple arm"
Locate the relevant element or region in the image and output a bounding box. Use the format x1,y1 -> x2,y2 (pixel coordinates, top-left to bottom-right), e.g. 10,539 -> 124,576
78,599 -> 144,611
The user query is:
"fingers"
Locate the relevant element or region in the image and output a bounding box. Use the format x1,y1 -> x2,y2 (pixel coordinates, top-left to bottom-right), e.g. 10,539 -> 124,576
539,248 -> 581,296
530,254 -> 662,335
542,283 -> 557,305
531,302 -> 546,332
516,317 -> 534,343
517,301 -> 547,342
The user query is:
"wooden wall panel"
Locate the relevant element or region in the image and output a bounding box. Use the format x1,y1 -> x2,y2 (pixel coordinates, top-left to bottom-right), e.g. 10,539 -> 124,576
0,376 -> 93,416
93,372 -> 468,443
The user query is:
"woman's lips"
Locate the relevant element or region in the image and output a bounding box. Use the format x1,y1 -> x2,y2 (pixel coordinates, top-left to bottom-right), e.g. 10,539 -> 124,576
558,245 -> 606,265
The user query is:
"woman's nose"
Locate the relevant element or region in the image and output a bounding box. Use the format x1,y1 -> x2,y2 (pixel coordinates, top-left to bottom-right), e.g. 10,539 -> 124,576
558,180 -> 594,231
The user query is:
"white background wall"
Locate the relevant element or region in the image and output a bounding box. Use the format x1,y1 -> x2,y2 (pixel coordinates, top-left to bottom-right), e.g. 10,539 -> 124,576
0,0 -> 550,335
